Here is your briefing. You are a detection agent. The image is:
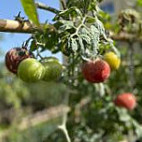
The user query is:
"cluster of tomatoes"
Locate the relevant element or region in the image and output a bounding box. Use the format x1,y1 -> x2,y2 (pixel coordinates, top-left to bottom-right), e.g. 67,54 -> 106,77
81,52 -> 136,110
5,47 -> 63,83
5,48 -> 136,110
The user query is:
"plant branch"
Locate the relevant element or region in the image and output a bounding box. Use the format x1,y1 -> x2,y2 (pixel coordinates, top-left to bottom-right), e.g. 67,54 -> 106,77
36,2 -> 60,14
109,31 -> 142,43
58,114 -> 71,142
0,19 -> 38,33
0,18 -> 142,43
60,0 -> 67,10
58,92 -> 71,142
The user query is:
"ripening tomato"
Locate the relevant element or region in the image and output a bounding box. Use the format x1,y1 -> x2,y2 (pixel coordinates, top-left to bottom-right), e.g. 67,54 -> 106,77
5,47 -> 33,74
17,58 -> 45,82
41,57 -> 63,82
104,52 -> 121,70
114,93 -> 136,110
82,59 -> 110,83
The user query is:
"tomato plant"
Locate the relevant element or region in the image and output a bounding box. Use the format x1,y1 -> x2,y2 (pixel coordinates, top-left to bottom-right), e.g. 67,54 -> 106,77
1,0 -> 142,142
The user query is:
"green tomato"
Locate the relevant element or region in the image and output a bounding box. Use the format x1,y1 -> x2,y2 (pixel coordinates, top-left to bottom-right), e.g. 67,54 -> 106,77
41,57 -> 63,82
18,58 -> 45,82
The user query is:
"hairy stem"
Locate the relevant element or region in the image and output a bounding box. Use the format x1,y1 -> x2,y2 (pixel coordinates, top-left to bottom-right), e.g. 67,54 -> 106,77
60,0 -> 67,10
58,92 -> 71,142
36,2 -> 60,14
0,19 -> 142,44
58,114 -> 71,142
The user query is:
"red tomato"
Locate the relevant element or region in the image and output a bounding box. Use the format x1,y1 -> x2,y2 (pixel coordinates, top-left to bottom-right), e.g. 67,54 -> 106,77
82,59 -> 111,83
114,93 -> 136,110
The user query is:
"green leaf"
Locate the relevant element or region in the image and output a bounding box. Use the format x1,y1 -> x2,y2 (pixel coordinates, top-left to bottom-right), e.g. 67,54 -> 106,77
80,34 -> 91,45
20,0 -> 39,26
80,28 -> 91,45
54,7 -> 82,20
71,38 -> 78,52
86,16 -> 96,23
90,25 -> 100,55
137,0 -> 142,6
132,119 -> 142,137
78,37 -> 84,52
57,20 -> 75,32
30,40 -> 37,51
99,11 -> 111,23
117,108 -> 131,122
94,17 -> 105,35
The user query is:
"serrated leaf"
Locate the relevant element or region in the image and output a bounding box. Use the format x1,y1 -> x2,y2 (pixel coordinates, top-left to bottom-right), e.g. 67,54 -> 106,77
59,20 -> 75,31
117,108 -> 131,122
86,16 -> 96,23
90,25 -> 100,54
71,38 -> 78,52
20,0 -> 39,26
54,7 -> 82,20
80,28 -> 91,45
94,17 -> 105,35
80,34 -> 91,45
59,20 -> 74,26
78,36 -> 86,55
90,25 -> 100,36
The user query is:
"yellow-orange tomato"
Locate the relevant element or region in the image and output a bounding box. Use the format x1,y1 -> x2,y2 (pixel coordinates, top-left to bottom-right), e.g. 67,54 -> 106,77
104,52 -> 121,70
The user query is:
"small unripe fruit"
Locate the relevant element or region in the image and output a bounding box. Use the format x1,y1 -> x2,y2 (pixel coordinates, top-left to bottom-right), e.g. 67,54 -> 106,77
104,52 -> 121,70
5,47 -> 33,74
41,57 -> 63,82
82,59 -> 111,83
114,93 -> 136,110
18,58 -> 45,82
